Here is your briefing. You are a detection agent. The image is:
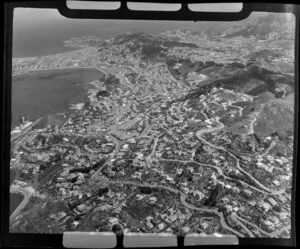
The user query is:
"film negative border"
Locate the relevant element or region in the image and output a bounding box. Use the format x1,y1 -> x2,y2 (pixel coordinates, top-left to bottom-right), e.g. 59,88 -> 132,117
1,1 -> 299,248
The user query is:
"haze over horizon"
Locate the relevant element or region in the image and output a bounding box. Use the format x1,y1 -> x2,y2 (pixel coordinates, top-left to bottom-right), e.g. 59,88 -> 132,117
13,7 -> 284,58
9,3 -> 295,240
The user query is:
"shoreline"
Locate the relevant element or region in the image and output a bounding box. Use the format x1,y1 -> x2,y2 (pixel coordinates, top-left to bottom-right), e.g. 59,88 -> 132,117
12,66 -> 107,78
11,67 -> 105,131
10,191 -> 24,215
12,46 -> 84,61
10,187 -> 31,222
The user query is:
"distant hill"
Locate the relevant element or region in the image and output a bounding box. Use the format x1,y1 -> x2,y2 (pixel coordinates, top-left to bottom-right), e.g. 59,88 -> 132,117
162,13 -> 294,41
110,32 -> 155,45
254,93 -> 294,139
64,36 -> 107,48
182,60 -> 294,101
220,13 -> 295,39
110,32 -> 197,46
180,60 -> 295,139
109,32 -> 198,59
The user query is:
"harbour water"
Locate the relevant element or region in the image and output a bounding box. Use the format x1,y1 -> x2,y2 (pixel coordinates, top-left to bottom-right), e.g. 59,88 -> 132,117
11,68 -> 105,128
10,67 -> 105,215
13,14 -> 197,58
10,192 -> 24,215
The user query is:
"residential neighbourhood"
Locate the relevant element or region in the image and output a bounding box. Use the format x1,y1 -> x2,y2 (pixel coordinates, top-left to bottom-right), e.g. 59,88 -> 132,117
10,13 -> 294,238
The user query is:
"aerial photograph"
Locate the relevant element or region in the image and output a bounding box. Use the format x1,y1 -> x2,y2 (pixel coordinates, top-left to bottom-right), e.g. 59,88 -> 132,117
10,6 -> 295,238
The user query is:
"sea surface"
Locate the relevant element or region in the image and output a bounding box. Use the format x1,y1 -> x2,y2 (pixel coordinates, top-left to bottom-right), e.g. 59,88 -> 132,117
12,9 -> 212,58
11,13 -> 196,128
10,192 -> 24,215
13,19 -> 196,58
10,170 -> 16,184
12,9 -> 268,58
11,68 -> 104,128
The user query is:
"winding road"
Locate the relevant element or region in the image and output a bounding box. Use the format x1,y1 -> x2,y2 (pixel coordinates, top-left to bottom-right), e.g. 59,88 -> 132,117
10,187 -> 31,222
158,158 -> 282,196
195,120 -> 285,196
229,102 -> 243,117
230,213 -> 255,237
97,177 -> 245,237
234,214 -> 290,238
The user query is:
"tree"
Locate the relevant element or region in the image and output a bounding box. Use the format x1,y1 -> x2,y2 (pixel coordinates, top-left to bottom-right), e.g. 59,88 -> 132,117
98,187 -> 109,196
139,186 -> 152,194
273,205 -> 282,212
112,224 -> 123,235
204,186 -> 219,207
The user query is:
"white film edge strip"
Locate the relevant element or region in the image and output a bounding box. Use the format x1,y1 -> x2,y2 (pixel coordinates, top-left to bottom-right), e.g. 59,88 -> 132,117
62,232 -> 239,248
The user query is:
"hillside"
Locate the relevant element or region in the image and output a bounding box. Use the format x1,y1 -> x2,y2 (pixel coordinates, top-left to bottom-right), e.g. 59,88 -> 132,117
110,32 -> 197,48
182,60 -> 294,100
221,13 -> 295,39
254,93 -> 294,139
110,32 -> 198,59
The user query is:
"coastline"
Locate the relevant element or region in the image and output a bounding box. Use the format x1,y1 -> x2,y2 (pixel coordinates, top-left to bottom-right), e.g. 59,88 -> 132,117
12,45 -> 81,60
11,67 -> 106,130
10,191 -> 24,216
12,66 -> 107,78
10,187 -> 32,222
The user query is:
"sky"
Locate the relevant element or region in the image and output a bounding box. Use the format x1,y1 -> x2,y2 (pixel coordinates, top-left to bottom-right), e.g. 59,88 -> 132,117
14,2 -> 244,23
12,2 -> 294,58
12,2 -> 246,36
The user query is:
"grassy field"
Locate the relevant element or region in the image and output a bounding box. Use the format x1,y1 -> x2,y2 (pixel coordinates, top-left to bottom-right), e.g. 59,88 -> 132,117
254,93 -> 294,139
